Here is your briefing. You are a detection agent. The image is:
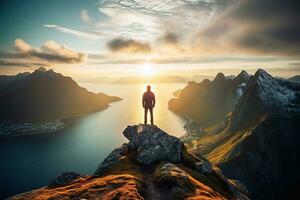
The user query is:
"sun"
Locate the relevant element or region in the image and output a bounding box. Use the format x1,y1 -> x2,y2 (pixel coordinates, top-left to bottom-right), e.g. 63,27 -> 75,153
141,62 -> 155,76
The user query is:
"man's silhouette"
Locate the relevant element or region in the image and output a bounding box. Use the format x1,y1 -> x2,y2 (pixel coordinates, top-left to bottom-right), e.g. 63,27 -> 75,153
142,85 -> 155,125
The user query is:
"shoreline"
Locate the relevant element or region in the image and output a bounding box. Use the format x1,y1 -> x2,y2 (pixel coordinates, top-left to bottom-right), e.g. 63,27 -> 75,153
0,101 -> 121,140
169,109 -> 203,139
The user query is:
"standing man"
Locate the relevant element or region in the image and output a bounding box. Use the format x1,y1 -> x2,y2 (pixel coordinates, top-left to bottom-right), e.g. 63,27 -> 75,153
142,85 -> 155,125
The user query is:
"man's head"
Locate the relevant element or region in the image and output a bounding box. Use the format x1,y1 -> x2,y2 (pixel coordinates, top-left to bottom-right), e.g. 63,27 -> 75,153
147,85 -> 151,91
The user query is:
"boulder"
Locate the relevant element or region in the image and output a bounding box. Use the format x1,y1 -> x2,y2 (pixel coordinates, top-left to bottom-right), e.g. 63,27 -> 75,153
48,172 -> 81,187
153,163 -> 194,193
94,143 -> 128,175
123,124 -> 183,165
194,160 -> 213,174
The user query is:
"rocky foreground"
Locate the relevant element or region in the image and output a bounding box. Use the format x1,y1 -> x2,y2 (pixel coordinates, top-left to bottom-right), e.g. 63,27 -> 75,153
11,125 -> 249,200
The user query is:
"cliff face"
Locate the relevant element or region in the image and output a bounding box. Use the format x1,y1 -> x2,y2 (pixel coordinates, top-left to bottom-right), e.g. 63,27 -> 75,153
11,125 -> 249,200
0,67 -> 121,122
169,71 -> 250,127
172,69 -> 300,199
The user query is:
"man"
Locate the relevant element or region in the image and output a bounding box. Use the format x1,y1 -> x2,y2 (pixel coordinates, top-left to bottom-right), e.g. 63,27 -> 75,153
142,85 -> 155,125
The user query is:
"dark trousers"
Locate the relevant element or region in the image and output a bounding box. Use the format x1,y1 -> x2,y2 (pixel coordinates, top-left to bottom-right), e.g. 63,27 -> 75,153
144,107 -> 153,125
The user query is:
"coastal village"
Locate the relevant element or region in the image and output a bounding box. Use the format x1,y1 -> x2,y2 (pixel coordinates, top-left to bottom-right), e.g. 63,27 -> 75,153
0,120 -> 64,138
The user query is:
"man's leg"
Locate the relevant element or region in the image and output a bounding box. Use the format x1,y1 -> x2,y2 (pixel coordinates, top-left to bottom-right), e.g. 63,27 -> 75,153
150,107 -> 153,125
144,107 -> 148,125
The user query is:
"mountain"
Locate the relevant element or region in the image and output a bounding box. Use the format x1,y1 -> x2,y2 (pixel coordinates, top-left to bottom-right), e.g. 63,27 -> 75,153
171,69 -> 300,199
169,70 -> 250,127
10,125 -> 249,200
173,88 -> 182,98
231,69 -> 300,130
289,75 -> 300,83
0,72 -> 31,94
0,67 -> 121,122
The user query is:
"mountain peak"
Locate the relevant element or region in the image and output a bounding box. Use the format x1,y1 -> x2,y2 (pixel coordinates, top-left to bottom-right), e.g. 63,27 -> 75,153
31,67 -> 60,78
235,70 -> 250,83
250,69 -> 276,87
237,70 -> 249,78
213,72 -> 226,82
231,68 -> 300,130
35,67 -> 48,73
254,68 -> 272,80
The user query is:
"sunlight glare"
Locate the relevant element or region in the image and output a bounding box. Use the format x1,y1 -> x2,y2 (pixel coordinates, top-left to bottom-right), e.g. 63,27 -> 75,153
141,62 -> 155,76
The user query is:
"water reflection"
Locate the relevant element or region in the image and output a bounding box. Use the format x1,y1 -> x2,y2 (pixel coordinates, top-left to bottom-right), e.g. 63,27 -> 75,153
0,83 -> 187,198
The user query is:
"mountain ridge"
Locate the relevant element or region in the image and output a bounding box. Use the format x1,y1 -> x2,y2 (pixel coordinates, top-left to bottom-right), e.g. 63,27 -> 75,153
168,70 -> 251,127
170,69 -> 300,199
0,67 -> 121,123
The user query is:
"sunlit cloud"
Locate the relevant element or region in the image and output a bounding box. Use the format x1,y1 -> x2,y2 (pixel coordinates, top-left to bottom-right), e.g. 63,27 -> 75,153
0,59 -> 49,68
80,9 -> 92,24
1,0 -> 300,76
94,0 -> 226,41
15,39 -> 86,63
43,24 -> 100,40
0,39 -> 86,68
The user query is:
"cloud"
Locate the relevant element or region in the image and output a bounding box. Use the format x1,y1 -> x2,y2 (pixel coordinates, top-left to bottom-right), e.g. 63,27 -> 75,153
44,24 -> 100,40
0,59 -> 49,67
155,32 -> 187,55
194,0 -> 300,57
80,9 -> 92,24
8,39 -> 86,64
107,38 -> 152,53
94,0 -> 227,41
158,32 -> 179,45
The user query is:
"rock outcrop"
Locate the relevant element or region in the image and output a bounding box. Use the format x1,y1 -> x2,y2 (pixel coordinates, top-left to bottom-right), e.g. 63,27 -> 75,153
11,125 -> 249,200
48,172 -> 82,187
123,125 -> 183,165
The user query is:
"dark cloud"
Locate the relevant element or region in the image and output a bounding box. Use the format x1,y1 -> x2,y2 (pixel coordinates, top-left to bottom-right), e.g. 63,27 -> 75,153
107,38 -> 152,53
159,32 -> 179,45
0,59 -> 49,67
197,0 -> 300,57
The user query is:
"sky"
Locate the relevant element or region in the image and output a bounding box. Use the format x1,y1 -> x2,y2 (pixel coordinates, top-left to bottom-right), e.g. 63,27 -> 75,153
0,0 -> 300,78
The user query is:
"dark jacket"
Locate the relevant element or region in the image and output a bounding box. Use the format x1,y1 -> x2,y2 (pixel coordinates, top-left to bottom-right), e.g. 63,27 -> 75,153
142,91 -> 155,108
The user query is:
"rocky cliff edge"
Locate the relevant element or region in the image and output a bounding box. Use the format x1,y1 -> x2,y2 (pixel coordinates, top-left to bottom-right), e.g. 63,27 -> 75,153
11,125 -> 249,200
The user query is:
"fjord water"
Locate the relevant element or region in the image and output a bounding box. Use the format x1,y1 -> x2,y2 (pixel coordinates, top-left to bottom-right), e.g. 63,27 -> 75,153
0,83 -> 187,198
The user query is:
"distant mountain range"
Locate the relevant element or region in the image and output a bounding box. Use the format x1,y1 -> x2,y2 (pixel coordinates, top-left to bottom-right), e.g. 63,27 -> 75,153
169,70 -> 250,126
0,67 -> 121,122
169,69 -> 300,199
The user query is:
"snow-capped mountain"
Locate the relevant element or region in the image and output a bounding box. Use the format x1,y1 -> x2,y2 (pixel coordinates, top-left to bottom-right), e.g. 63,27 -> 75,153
231,69 -> 300,130
175,69 -> 300,199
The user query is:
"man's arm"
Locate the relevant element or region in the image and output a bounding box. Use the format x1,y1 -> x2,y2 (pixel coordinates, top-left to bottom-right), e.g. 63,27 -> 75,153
142,93 -> 145,108
152,93 -> 156,107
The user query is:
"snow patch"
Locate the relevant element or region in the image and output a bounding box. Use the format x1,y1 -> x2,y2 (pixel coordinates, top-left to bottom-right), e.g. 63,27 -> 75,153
256,70 -> 300,111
